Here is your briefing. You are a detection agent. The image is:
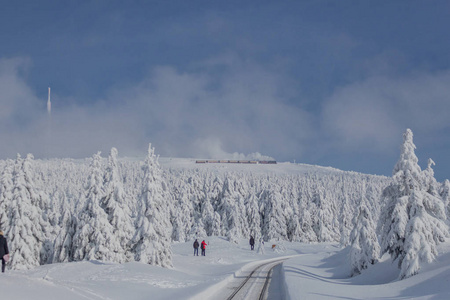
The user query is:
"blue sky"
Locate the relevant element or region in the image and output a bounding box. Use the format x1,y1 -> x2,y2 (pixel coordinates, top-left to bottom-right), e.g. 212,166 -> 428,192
1,1 -> 449,181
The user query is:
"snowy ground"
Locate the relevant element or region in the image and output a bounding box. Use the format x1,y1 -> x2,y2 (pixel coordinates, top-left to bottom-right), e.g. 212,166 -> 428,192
3,237 -> 450,299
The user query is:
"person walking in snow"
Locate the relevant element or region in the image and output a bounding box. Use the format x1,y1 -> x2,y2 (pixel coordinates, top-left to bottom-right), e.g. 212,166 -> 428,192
193,239 -> 199,256
0,230 -> 9,273
201,240 -> 207,256
249,236 -> 255,250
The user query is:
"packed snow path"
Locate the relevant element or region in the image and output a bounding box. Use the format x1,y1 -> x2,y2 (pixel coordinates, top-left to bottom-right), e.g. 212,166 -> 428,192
225,258 -> 288,300
205,256 -> 296,300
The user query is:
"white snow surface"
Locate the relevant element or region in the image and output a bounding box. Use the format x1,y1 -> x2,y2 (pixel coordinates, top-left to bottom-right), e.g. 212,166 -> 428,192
1,155 -> 449,299
3,237 -> 450,299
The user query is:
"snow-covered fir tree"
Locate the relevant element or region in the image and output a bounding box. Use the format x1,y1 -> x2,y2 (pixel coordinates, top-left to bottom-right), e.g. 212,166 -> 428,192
379,129 -> 448,279
246,193 -> 262,242
201,197 -> 215,237
339,195 -> 352,247
101,148 -> 135,261
7,154 -> 47,270
299,209 -> 317,243
287,214 -> 302,242
440,179 -> 450,219
72,152 -> 125,263
212,212 -> 222,236
349,194 -> 380,276
0,160 -> 14,231
261,188 -> 287,241
400,189 -> 448,279
132,144 -> 173,268
52,208 -> 76,263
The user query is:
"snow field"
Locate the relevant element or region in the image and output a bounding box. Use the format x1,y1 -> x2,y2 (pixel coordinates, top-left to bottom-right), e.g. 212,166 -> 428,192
282,242 -> 450,299
3,237 -> 450,299
0,237 -> 296,300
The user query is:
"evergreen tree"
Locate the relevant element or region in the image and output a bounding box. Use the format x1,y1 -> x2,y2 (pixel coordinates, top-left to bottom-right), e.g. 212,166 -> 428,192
52,208 -> 76,263
262,189 -> 287,241
246,193 -> 261,242
218,177 -> 242,243
287,214 -> 302,242
349,196 -> 380,276
132,144 -> 173,268
0,160 -> 14,231
190,218 -> 207,239
171,187 -> 193,242
72,152 -> 125,263
212,212 -> 222,236
201,197 -> 215,236
379,129 -> 448,279
379,129 -> 421,262
299,209 -> 317,243
7,154 -> 46,270
339,195 -> 352,247
400,190 -> 448,279
101,147 -> 135,261
423,159 -> 439,196
440,180 -> 450,220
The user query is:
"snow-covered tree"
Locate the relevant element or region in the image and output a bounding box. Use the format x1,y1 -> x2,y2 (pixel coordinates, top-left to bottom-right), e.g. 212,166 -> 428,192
246,193 -> 261,242
379,129 -> 421,262
52,208 -> 76,263
201,197 -> 215,236
218,177 -> 242,243
287,214 -> 302,242
440,180 -> 450,219
379,129 -> 448,279
212,212 -> 222,236
400,190 -> 448,279
132,144 -> 173,268
7,154 -> 47,270
261,189 -> 287,241
311,189 -> 338,242
392,129 -> 423,193
423,159 -> 439,197
0,160 -> 14,231
349,196 -> 380,276
101,148 -> 135,261
190,218 -> 207,240
72,152 -> 125,263
171,187 -> 193,242
339,195 -> 352,247
299,209 -> 317,243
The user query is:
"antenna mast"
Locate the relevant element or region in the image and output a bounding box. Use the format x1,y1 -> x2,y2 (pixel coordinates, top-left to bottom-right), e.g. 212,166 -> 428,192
47,87 -> 51,115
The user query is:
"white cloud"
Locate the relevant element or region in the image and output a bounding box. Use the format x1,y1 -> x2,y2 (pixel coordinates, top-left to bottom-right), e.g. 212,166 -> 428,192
321,71 -> 450,153
0,56 -> 315,161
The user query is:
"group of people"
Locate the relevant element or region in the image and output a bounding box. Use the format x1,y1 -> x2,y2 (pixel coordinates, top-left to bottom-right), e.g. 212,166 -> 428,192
0,230 -> 9,273
193,239 -> 207,256
192,235 -> 262,256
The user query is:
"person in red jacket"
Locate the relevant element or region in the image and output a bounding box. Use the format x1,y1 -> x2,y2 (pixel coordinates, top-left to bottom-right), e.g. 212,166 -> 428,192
201,240 -> 207,256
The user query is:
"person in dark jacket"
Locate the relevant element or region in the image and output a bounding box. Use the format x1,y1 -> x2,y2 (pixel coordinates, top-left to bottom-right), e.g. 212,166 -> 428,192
249,236 -> 255,250
201,240 -> 207,256
193,239 -> 199,256
0,230 -> 9,273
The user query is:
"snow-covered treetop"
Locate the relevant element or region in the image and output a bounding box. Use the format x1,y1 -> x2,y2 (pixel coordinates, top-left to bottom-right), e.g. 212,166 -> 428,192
392,129 -> 423,192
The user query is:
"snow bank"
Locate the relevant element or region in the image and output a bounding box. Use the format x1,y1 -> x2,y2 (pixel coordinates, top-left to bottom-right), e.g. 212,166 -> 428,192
282,242 -> 450,299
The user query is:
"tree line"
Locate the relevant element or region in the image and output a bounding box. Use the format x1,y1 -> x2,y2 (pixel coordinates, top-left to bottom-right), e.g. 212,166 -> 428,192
0,130 -> 448,279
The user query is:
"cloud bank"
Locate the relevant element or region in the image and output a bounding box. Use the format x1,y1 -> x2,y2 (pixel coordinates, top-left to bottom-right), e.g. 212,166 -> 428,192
0,56 -> 449,181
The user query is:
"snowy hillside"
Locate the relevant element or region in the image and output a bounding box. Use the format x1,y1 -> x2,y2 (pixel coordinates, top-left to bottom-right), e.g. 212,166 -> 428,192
1,129 -> 450,299
3,238 -> 450,299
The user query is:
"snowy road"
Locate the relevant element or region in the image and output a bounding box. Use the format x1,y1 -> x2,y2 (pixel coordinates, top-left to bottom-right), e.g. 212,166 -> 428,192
214,257 -> 294,300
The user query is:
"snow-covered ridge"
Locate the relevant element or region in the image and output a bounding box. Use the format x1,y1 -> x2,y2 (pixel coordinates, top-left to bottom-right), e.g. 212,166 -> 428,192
0,151 -> 391,271
1,129 -> 448,285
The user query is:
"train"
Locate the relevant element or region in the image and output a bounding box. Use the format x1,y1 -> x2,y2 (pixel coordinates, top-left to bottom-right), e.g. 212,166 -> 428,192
195,160 -> 277,164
